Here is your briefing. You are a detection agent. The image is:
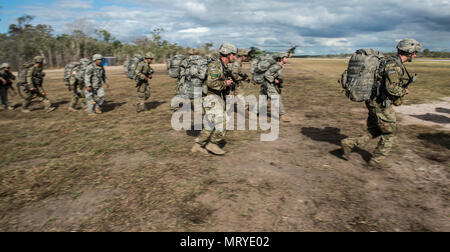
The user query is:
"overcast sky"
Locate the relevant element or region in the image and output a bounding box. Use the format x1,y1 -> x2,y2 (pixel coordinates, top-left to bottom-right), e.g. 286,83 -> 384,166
1,0 -> 449,55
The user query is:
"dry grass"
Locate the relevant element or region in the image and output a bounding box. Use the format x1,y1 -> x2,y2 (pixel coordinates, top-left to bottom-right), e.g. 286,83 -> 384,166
0,59 -> 448,232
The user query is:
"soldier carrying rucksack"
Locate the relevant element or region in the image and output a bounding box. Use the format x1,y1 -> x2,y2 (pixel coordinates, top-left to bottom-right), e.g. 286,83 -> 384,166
340,39 -> 422,168
251,52 -> 291,122
18,56 -> 55,113
166,53 -> 186,96
65,58 -> 90,111
134,53 -> 155,113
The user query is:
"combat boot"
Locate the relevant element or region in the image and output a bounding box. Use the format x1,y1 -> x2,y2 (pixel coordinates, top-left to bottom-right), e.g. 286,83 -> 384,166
205,143 -> 226,155
88,112 -> 97,117
341,139 -> 352,160
95,106 -> 103,114
68,107 -> 77,112
46,107 -> 56,113
7,106 -> 15,111
191,143 -> 209,155
22,108 -> 31,113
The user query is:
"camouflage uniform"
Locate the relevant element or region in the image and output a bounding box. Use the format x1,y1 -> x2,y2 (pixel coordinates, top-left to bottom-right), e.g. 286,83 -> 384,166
196,57 -> 230,147
84,62 -> 108,114
69,65 -> 86,109
260,63 -> 285,115
342,56 -> 409,163
0,66 -> 15,109
21,63 -> 53,111
134,61 -> 153,111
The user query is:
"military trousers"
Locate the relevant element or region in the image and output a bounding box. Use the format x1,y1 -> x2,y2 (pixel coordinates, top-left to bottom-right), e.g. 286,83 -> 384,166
261,82 -> 286,115
0,86 -> 9,108
85,87 -> 105,113
342,100 -> 397,162
136,81 -> 150,106
197,95 -> 228,146
21,85 -> 52,110
69,78 -> 86,108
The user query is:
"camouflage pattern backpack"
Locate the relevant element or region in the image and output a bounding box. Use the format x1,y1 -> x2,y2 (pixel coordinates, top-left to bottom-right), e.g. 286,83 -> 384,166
340,49 -> 385,102
17,62 -> 35,84
64,62 -> 81,82
185,55 -> 208,80
124,54 -> 144,79
182,56 -> 210,99
74,58 -> 92,82
250,54 -> 277,84
167,54 -> 186,78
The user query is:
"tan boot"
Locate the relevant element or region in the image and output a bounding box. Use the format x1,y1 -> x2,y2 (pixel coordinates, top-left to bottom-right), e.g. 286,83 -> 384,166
7,106 -> 15,111
191,143 -> 209,155
88,112 -> 97,117
341,139 -> 352,160
68,107 -> 77,112
205,143 -> 226,155
22,109 -> 31,113
95,106 -> 103,114
46,107 -> 56,113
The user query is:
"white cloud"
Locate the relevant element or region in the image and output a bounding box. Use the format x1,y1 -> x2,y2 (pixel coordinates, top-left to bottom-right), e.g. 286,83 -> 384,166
8,0 -> 450,54
179,27 -> 210,33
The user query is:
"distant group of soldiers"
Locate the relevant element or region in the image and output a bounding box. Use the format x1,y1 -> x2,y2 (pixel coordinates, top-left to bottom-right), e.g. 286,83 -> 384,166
0,38 -> 423,168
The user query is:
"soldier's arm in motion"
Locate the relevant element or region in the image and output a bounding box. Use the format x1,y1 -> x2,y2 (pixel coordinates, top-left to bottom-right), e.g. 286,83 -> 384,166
384,62 -> 407,105
84,65 -> 93,90
135,63 -> 147,81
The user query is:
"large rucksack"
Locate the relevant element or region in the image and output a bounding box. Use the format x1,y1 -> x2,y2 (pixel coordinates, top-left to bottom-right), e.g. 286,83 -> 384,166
74,58 -> 92,82
340,49 -> 385,102
17,62 -> 35,84
64,62 -> 81,82
124,54 -> 144,80
250,54 -> 277,84
167,54 -> 186,78
182,56 -> 210,99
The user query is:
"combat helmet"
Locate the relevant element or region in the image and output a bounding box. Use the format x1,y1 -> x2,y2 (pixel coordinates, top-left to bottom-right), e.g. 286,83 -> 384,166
237,49 -> 249,57
219,43 -> 238,55
397,38 -> 422,54
144,52 -> 155,59
0,63 -> 10,69
92,54 -> 104,61
34,56 -> 44,63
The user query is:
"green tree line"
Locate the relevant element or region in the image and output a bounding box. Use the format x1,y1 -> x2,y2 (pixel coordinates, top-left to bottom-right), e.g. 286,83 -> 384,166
0,16 -> 215,70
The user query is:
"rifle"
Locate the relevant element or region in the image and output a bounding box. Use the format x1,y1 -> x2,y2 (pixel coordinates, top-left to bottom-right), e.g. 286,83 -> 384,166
402,67 -> 417,89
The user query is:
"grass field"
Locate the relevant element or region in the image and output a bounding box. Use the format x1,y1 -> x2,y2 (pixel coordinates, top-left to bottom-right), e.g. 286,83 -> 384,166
0,59 -> 448,231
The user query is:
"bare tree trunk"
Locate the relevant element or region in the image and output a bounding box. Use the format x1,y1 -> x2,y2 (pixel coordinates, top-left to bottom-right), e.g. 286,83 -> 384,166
47,47 -> 54,68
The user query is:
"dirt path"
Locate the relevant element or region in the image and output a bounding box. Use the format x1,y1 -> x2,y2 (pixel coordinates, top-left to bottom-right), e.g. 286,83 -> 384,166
394,97 -> 450,130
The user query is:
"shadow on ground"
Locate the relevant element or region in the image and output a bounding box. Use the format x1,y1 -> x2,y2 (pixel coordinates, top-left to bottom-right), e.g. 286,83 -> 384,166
301,127 -> 372,162
103,101 -> 126,113
410,113 -> 450,124
436,107 -> 450,114
418,132 -> 450,149
145,101 -> 166,111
